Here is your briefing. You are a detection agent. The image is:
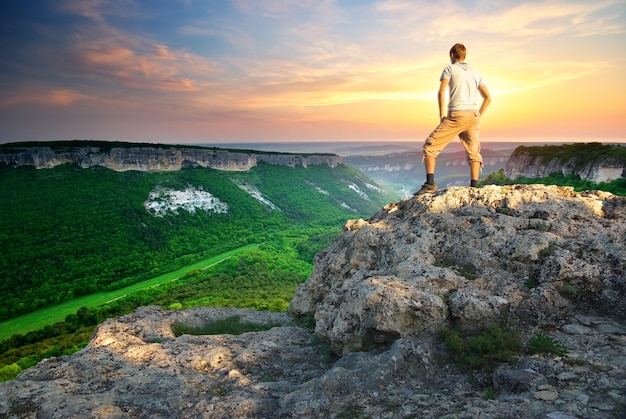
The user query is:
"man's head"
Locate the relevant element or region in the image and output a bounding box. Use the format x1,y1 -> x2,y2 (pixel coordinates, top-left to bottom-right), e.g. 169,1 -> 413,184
449,43 -> 466,62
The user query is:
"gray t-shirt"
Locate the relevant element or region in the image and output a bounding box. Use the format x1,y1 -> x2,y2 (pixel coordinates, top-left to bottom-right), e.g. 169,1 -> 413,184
440,62 -> 485,112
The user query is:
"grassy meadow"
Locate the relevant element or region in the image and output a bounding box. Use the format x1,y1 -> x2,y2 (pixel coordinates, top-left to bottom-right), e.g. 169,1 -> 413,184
0,244 -> 258,341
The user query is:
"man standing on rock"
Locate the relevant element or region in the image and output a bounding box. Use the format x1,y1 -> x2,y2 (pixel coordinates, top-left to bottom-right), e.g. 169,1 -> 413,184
415,43 -> 491,196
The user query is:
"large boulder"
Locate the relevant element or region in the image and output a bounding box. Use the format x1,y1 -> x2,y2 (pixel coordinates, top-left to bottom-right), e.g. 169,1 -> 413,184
289,185 -> 626,353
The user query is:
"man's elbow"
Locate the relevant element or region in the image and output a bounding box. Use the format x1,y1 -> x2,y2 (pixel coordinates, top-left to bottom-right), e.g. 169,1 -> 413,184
479,86 -> 490,101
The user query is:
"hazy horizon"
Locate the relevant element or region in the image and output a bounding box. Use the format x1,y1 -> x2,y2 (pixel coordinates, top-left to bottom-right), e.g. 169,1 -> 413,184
203,139 -> 626,156
3,138 -> 624,158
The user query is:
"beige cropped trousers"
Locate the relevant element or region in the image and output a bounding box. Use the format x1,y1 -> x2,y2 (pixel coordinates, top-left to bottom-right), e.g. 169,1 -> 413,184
423,110 -> 483,165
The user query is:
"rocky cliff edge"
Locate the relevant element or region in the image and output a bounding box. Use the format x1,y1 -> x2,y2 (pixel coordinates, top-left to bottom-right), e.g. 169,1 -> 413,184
1,185 -> 624,418
504,145 -> 625,183
0,144 -> 341,172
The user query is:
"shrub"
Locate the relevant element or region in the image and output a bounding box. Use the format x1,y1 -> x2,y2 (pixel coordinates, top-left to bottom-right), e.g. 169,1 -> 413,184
434,257 -> 454,268
539,243 -> 557,258
434,257 -> 479,280
0,363 -> 21,382
484,386 -> 496,400
496,206 -> 514,216
527,332 -> 568,356
524,278 -> 539,289
309,334 -> 337,363
559,284 -> 579,300
440,324 -> 521,371
336,404 -> 366,419
458,263 -> 479,280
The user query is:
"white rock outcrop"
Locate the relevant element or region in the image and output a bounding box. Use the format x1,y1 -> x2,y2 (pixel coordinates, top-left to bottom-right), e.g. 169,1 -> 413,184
144,186 -> 229,216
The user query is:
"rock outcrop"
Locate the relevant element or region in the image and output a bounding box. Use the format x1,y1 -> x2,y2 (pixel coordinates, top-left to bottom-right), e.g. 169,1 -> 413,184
0,144 -> 341,172
504,144 -> 626,183
1,185 -> 625,418
289,185 -> 625,353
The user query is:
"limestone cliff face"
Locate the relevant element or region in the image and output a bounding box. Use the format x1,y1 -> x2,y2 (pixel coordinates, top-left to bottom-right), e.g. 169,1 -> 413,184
1,185 -> 625,419
0,144 -> 341,172
504,145 -> 625,183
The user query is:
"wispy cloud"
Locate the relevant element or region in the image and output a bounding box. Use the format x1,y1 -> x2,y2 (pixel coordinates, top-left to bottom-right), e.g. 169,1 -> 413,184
58,0 -> 140,23
0,86 -> 100,107
233,0 -> 335,19
75,43 -> 214,91
474,1 -> 625,38
374,0 -> 625,39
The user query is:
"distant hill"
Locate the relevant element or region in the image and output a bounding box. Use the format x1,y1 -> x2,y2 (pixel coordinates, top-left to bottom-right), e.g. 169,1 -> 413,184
0,141 -> 392,321
343,142 -> 626,197
344,146 -> 514,197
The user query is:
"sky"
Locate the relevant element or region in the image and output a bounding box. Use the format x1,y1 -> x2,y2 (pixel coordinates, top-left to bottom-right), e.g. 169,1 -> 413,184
0,0 -> 625,145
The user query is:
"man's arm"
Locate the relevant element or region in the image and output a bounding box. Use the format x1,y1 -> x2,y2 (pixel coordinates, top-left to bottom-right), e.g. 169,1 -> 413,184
438,78 -> 449,121
478,85 -> 491,116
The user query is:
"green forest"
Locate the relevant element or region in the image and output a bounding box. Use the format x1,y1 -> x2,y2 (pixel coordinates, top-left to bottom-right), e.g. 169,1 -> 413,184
0,157 -> 393,381
0,162 -> 388,321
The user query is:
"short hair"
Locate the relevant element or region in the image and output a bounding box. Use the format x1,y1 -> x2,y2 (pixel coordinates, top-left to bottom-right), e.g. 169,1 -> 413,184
450,43 -> 466,60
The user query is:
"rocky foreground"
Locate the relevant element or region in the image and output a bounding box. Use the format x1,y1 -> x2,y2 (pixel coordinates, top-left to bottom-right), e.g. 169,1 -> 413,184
1,185 -> 624,418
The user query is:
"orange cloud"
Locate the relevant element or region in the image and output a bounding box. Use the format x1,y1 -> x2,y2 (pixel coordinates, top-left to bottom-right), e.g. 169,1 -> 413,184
67,41 -> 216,92
1,88 -> 86,107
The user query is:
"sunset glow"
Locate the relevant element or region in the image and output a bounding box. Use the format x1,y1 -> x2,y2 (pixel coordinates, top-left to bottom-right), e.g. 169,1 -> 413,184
0,1 -> 624,145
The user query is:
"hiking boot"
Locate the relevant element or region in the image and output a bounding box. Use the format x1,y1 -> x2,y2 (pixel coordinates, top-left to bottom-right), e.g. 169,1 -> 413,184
414,183 -> 438,196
